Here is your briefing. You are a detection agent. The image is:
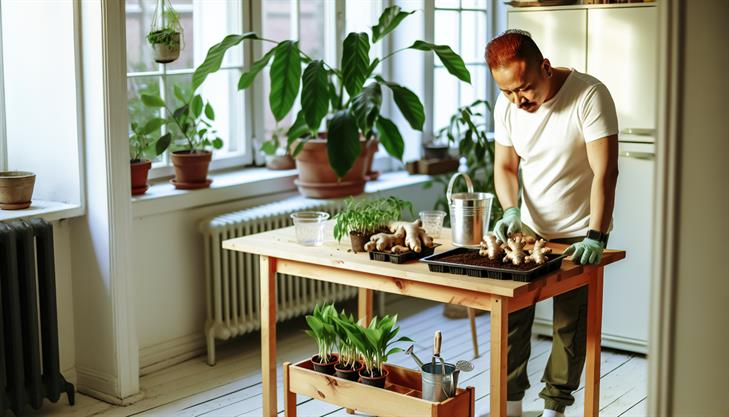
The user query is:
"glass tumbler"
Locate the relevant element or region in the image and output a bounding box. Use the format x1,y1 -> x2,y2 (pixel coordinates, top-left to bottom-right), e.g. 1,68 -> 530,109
290,211 -> 330,246
419,210 -> 447,238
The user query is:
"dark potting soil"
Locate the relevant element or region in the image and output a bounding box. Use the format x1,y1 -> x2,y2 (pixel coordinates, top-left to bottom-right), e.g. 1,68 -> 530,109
437,251 -> 549,271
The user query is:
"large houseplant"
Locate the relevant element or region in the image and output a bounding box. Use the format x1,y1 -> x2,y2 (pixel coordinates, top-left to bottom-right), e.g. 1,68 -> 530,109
142,86 -> 223,189
191,6 -> 471,198
333,196 -> 413,252
128,117 -> 171,195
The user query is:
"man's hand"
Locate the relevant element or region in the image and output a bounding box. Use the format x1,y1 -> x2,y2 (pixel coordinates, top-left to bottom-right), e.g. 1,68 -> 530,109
563,237 -> 604,265
493,207 -> 528,242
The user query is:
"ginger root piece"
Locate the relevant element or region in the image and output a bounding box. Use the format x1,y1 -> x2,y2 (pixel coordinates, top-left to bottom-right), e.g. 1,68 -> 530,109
364,226 -> 406,252
389,219 -> 434,253
479,233 -> 504,259
526,239 -> 552,265
502,235 -> 528,265
511,232 -> 536,244
391,245 -> 411,254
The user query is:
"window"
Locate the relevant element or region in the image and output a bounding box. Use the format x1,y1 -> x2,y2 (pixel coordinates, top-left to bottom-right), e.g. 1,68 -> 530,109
431,0 -> 488,134
125,0 -> 248,177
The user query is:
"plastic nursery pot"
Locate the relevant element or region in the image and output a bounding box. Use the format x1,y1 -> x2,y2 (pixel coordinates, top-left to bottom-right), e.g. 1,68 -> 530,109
358,367 -> 389,388
349,231 -> 371,253
334,360 -> 363,381
311,353 -> 339,375
130,160 -> 152,196
0,171 -> 36,210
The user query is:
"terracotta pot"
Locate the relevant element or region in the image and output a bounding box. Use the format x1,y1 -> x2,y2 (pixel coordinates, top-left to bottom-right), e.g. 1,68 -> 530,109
311,353 -> 339,375
358,368 -> 389,388
265,154 -> 296,170
423,144 -> 449,160
130,160 -> 152,196
293,137 -> 369,199
0,171 -> 35,210
170,150 -> 212,189
334,360 -> 363,381
365,138 -> 380,181
152,32 -> 181,64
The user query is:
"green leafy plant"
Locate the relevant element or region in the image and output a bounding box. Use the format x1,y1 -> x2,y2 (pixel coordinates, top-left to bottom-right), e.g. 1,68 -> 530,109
333,196 -> 413,241
305,304 -> 339,363
333,310 -> 361,370
128,117 -> 171,162
191,5 -> 471,178
260,126 -> 289,156
147,3 -> 182,47
141,85 -> 223,153
338,314 -> 412,377
425,99 -> 503,225
147,27 -> 180,48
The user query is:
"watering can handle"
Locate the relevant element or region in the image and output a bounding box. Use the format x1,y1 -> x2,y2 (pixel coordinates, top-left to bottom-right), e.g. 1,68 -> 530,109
446,172 -> 474,204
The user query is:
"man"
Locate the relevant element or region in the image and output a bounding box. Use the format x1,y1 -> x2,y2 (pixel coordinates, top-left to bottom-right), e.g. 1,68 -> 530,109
486,30 -> 619,417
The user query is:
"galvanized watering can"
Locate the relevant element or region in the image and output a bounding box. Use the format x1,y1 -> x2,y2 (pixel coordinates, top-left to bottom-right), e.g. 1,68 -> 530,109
447,172 -> 494,248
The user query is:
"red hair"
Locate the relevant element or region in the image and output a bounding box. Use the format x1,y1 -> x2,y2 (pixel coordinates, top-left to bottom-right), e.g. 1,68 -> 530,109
485,30 -> 543,69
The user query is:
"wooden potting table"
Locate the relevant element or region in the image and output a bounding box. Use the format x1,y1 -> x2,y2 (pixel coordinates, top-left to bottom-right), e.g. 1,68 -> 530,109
223,222 -> 625,417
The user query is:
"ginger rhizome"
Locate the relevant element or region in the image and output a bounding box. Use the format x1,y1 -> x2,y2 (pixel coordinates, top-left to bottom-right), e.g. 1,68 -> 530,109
479,233 -> 504,260
526,239 -> 552,265
364,226 -> 405,252
502,235 -> 528,265
389,219 -> 434,253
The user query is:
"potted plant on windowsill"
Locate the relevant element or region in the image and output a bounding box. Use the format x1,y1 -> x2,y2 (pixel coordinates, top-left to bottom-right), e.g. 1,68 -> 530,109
260,126 -> 296,170
339,314 -> 412,388
128,117 -> 171,195
305,304 -> 339,375
0,171 -> 36,210
147,0 -> 183,64
191,5 -> 471,199
333,196 -> 413,253
142,87 -> 223,189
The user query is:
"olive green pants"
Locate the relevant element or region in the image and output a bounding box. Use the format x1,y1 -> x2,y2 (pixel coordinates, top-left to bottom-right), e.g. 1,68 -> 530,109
506,236 -> 587,413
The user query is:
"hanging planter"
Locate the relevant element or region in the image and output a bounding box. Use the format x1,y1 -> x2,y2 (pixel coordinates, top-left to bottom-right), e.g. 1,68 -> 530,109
147,0 -> 183,64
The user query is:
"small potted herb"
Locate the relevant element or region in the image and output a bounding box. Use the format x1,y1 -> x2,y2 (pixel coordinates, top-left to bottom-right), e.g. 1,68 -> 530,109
0,171 -> 36,210
260,126 -> 295,170
128,117 -> 171,195
147,0 -> 183,64
332,310 -> 363,381
141,86 -> 223,189
340,314 -> 412,388
333,196 -> 413,253
305,304 -> 339,375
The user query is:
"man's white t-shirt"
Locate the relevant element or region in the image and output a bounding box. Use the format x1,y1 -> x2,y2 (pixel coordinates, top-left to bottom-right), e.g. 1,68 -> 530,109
493,69 -> 618,240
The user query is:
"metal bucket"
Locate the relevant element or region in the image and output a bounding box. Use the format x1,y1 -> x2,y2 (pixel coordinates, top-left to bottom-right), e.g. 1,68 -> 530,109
447,172 -> 494,247
421,362 -> 456,402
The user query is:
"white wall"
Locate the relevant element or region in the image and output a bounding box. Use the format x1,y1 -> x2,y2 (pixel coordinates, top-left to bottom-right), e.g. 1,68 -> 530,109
52,220 -> 78,383
665,0 -> 729,415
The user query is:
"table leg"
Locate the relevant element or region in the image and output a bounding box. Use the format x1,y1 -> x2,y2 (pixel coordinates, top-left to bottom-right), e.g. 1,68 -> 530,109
283,362 -> 296,417
490,296 -> 508,417
261,256 -> 278,417
358,288 -> 373,324
584,267 -> 604,417
468,308 -> 480,358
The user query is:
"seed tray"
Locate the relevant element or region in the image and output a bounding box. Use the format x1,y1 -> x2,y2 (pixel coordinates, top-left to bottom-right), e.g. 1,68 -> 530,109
368,244 -> 440,264
419,247 -> 567,282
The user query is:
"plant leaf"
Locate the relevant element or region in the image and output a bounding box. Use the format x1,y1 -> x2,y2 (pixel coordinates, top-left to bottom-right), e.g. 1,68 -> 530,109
204,103 -> 215,120
213,138 -> 224,149
371,6 -> 415,43
173,84 -> 186,102
238,47 -> 276,90
365,57 -> 380,79
155,132 -> 171,156
375,116 -> 404,161
341,32 -> 370,97
351,82 -> 381,137
326,110 -> 361,178
375,76 -> 425,131
141,94 -> 166,108
269,41 -> 302,121
260,139 -> 278,155
193,32 -> 258,91
191,95 -> 203,118
140,117 -> 165,135
301,60 -> 329,132
409,40 -> 471,84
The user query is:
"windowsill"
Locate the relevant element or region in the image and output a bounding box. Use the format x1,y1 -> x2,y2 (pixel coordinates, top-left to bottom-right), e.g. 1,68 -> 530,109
131,166 -> 432,218
0,200 -> 83,223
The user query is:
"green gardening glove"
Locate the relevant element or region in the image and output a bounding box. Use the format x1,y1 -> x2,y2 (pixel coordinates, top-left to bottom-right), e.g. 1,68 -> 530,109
493,207 -> 532,243
563,237 -> 604,265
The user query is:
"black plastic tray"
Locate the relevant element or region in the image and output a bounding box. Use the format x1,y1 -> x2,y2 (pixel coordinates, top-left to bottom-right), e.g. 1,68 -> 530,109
368,244 -> 439,264
419,247 -> 567,282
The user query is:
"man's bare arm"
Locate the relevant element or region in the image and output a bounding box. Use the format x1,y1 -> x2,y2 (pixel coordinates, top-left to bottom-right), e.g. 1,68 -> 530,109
585,134 -> 619,234
494,142 -> 521,210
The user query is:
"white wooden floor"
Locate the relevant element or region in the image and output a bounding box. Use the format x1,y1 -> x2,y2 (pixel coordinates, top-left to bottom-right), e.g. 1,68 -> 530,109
27,297 -> 647,417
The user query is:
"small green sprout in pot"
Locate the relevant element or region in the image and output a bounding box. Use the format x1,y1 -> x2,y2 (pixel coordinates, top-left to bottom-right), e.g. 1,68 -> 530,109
332,310 -> 363,381
128,116 -> 171,195
305,304 -> 339,375
333,196 -> 413,253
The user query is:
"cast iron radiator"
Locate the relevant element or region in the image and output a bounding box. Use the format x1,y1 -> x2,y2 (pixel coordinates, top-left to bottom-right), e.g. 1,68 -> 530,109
0,219 -> 74,416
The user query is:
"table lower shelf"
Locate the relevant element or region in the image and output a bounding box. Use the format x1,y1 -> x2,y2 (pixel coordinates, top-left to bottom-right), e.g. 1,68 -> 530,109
284,359 -> 475,417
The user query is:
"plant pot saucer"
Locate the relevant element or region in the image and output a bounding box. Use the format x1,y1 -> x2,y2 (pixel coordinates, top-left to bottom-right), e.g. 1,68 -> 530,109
0,201 -> 31,210
170,178 -> 213,190
131,184 -> 149,196
365,170 -> 381,181
294,178 -> 366,199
